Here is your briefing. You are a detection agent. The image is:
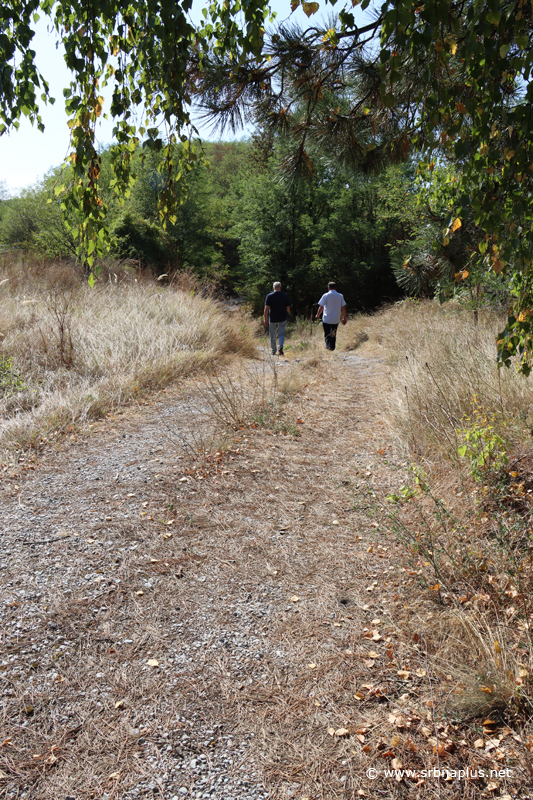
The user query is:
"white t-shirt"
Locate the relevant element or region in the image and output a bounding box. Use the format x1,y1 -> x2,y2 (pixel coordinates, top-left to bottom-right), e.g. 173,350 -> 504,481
318,290 -> 346,324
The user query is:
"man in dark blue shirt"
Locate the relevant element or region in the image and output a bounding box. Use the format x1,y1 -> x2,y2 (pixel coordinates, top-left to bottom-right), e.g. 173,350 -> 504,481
264,282 -> 291,356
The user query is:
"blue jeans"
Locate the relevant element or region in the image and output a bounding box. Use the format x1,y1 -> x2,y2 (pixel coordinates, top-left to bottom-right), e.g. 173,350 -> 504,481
269,320 -> 287,353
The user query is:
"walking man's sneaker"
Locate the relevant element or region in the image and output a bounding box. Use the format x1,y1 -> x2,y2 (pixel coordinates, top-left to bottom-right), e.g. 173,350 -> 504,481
272,349 -> 277,355
278,347 -> 284,356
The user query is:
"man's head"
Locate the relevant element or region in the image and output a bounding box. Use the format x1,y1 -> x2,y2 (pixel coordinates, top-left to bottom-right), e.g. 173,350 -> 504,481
273,281 -> 282,291
328,281 -> 336,290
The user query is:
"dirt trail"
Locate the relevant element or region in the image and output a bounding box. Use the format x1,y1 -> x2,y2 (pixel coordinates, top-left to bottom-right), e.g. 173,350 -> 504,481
3,348 -> 518,800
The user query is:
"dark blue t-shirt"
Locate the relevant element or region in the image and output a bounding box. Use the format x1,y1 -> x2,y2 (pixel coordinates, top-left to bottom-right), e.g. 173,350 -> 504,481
265,291 -> 290,323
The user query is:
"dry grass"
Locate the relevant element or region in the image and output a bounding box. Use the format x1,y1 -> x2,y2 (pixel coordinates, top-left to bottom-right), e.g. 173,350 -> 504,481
3,300 -> 533,799
345,300 -> 533,463
0,257 -> 257,457
345,300 -> 533,732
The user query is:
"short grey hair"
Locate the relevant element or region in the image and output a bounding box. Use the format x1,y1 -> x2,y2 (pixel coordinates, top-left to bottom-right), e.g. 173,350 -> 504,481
273,281 -> 282,290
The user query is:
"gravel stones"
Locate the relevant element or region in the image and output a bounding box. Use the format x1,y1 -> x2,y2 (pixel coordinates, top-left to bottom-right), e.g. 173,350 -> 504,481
0,397 -> 282,800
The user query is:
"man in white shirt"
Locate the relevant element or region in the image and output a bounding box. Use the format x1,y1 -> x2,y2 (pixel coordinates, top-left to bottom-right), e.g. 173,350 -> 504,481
315,282 -> 347,351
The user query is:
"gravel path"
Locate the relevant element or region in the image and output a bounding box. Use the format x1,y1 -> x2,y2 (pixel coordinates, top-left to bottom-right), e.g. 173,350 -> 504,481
1,351 -> 397,800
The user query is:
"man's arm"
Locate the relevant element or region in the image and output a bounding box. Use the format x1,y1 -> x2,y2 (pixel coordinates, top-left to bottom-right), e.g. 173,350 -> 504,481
286,306 -> 290,315
264,305 -> 269,326
341,304 -> 347,325
316,305 -> 324,319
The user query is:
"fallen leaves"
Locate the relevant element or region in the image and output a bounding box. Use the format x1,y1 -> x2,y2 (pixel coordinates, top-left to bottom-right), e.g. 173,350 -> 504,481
328,727 -> 350,737
388,712 -> 411,730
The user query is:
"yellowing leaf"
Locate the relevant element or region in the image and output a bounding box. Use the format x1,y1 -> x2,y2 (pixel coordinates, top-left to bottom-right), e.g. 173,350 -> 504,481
302,1 -> 320,17
494,641 -> 502,654
335,727 -> 350,737
451,217 -> 462,232
95,95 -> 105,118
449,40 -> 457,54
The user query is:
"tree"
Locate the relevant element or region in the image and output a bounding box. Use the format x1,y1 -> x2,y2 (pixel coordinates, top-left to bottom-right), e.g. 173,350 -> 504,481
0,179 -> 76,258
193,0 -> 533,371
0,0 -> 272,281
232,142 -> 408,312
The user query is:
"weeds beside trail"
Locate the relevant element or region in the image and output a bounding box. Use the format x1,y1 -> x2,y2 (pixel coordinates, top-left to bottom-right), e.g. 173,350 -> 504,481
1,297 -> 533,800
0,258 -> 256,457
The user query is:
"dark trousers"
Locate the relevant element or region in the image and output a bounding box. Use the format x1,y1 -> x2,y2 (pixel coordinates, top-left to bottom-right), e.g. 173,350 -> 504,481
323,322 -> 339,350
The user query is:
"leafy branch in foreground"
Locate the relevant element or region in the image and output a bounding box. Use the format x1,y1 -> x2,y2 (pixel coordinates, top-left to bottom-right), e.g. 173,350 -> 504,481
0,0 -> 272,281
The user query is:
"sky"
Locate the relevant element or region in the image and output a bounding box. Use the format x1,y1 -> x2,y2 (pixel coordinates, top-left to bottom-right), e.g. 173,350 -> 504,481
0,1 -> 370,195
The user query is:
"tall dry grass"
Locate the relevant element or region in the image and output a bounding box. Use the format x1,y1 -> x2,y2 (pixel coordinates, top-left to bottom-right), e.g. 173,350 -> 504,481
348,301 -> 533,721
0,258 -> 257,454
347,300 -> 533,464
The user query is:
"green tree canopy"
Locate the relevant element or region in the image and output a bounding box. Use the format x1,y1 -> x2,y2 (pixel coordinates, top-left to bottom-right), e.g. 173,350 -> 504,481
193,0 -> 533,371
3,0 -> 533,369
0,0 -> 271,280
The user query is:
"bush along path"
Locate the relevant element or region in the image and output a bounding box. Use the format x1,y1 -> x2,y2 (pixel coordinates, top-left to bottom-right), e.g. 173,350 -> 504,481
0,348 -> 530,800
